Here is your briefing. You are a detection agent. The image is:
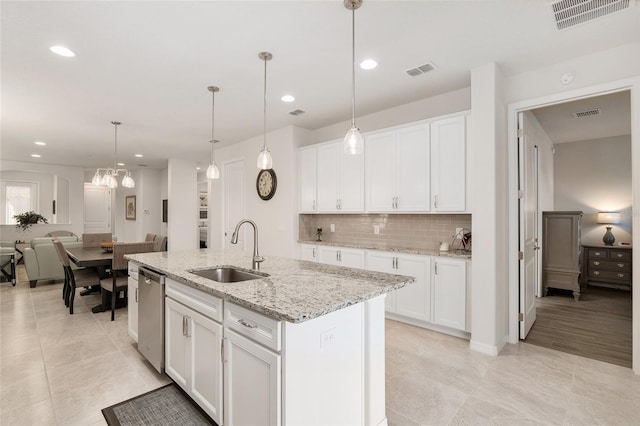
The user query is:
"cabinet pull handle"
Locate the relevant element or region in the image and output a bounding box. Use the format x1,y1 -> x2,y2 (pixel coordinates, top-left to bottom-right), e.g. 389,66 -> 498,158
186,317 -> 191,337
239,319 -> 257,329
221,338 -> 226,363
312,248 -> 316,258
339,251 -> 342,262
594,252 -> 601,256
593,261 -> 600,266
435,262 -> 438,275
434,195 -> 439,209
617,273 -> 625,278
395,257 -> 399,269
313,200 -> 316,210
135,288 -> 138,303
182,316 -> 187,336
616,253 -> 623,258
336,251 -> 339,261
618,263 -> 624,268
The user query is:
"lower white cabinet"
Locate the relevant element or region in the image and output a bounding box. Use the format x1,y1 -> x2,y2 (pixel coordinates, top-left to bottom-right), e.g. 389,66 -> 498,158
165,289 -> 223,424
432,258 -> 467,331
299,243 -> 317,262
317,246 -> 365,269
127,262 -> 139,342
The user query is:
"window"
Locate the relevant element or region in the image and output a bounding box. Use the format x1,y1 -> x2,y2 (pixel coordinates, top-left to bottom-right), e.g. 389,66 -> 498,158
0,181 -> 38,224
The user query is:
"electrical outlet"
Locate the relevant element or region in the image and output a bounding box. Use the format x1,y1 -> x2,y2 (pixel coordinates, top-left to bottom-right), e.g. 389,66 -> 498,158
455,228 -> 463,238
374,225 -> 380,234
330,224 -> 335,232
320,328 -> 336,348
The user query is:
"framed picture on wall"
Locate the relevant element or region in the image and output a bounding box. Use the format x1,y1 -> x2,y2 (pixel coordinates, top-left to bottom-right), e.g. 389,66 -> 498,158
126,195 -> 136,220
199,192 -> 208,208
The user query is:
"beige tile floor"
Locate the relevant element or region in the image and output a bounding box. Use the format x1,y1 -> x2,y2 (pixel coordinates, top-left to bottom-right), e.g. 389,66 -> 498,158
1,271 -> 639,425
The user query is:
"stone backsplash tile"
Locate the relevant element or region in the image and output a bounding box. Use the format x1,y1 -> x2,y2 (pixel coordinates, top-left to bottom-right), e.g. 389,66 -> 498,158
299,214 -> 472,251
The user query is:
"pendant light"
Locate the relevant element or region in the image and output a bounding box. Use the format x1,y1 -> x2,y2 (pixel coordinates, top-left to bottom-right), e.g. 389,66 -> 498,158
206,86 -> 220,180
92,121 -> 135,189
343,0 -> 364,155
257,51 -> 273,170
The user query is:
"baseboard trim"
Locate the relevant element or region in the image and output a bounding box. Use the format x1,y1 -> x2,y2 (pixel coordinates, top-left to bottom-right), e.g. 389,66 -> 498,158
469,339 -> 499,356
385,313 -> 470,340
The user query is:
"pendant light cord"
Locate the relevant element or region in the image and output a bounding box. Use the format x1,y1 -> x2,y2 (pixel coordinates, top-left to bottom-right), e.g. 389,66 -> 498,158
351,7 -> 356,128
211,88 -> 215,163
263,56 -> 267,150
112,121 -> 119,172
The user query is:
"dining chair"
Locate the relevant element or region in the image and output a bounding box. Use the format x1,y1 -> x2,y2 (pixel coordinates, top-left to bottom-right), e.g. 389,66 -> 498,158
82,233 -> 113,248
52,240 -> 101,314
100,241 -> 154,321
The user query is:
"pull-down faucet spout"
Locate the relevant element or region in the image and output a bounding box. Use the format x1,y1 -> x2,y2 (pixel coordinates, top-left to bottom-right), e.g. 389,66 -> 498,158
231,219 -> 264,270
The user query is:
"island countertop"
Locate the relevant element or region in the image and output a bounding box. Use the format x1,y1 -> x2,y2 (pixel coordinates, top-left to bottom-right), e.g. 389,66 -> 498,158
126,249 -> 414,323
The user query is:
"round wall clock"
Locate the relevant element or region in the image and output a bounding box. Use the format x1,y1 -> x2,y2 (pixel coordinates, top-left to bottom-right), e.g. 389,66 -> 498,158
256,168 -> 277,200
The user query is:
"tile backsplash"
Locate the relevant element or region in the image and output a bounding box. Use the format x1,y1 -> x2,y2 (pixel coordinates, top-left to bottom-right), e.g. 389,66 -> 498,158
299,214 -> 472,251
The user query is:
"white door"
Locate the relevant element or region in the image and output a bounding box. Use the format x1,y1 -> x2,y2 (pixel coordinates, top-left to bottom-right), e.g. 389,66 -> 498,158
83,183 -> 111,233
395,254 -> 431,322
396,124 -> 430,211
338,247 -> 365,269
365,131 -> 396,212
430,116 -> 466,212
299,244 -> 317,262
165,298 -> 189,389
298,147 -> 317,212
316,246 -> 339,266
223,329 -> 281,426
316,142 -> 339,212
519,112 -> 538,339
223,160 -> 245,252
366,251 -> 397,312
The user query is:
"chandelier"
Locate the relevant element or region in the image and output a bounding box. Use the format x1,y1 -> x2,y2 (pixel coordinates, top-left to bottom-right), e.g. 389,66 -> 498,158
91,121 -> 135,189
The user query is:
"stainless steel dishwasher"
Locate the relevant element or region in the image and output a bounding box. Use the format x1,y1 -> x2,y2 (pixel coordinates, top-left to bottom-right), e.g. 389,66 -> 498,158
138,266 -> 166,373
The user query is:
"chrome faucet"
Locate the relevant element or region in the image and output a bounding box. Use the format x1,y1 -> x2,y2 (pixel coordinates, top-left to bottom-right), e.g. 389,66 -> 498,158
231,219 -> 265,270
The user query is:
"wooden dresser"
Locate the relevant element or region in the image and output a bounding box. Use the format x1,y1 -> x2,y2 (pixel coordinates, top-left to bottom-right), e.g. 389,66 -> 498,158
582,245 -> 632,290
542,211 -> 583,301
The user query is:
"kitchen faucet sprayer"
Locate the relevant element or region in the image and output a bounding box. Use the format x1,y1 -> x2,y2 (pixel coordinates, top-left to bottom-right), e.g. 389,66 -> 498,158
231,219 -> 264,270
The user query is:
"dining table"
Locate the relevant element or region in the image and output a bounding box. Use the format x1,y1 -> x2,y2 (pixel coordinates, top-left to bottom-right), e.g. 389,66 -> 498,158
66,246 -> 117,313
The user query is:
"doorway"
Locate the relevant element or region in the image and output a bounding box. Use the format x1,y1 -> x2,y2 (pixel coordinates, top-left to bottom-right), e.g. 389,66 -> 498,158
84,183 -> 111,233
508,78 -> 639,373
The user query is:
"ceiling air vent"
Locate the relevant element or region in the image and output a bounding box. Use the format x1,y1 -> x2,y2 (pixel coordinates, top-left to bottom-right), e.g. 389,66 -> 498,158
572,108 -> 601,118
551,0 -> 630,30
288,109 -> 306,116
405,61 -> 437,77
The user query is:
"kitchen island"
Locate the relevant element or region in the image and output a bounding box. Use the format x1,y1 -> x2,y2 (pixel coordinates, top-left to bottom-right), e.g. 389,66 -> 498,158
127,249 -> 413,426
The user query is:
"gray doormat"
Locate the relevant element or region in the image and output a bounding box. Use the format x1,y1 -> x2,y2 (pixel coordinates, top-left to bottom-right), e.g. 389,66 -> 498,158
102,383 -> 216,426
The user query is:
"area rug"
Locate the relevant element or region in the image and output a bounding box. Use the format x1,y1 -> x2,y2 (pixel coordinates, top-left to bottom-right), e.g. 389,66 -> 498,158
102,383 -> 216,426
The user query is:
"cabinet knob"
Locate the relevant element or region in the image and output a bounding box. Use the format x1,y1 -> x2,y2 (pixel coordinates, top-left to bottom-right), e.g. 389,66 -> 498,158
616,253 -> 623,258
593,271 -> 600,275
594,252 -> 601,256
617,273 -> 625,278
593,261 -> 600,266
618,263 -> 624,268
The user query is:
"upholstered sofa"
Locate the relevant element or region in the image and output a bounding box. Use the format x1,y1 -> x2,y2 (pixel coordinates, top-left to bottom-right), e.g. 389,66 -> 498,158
23,236 -> 83,288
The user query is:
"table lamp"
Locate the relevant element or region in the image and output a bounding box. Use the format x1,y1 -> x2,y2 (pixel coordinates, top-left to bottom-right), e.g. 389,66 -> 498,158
597,212 -> 621,246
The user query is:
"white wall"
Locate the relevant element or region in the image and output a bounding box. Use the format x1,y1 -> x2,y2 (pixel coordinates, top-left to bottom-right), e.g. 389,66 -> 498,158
0,160 -> 84,241
168,158 -> 198,251
554,135 -> 632,245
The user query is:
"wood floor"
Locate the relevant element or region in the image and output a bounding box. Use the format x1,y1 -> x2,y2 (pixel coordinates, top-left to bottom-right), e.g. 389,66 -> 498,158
525,285 -> 632,368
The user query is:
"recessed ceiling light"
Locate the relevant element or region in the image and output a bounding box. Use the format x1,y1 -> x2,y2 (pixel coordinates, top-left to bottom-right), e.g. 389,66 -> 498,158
34,141 -> 46,146
135,154 -> 143,158
117,162 -> 125,166
31,154 -> 41,158
360,59 -> 378,70
196,167 -> 201,170
50,45 -> 76,57
281,95 -> 295,103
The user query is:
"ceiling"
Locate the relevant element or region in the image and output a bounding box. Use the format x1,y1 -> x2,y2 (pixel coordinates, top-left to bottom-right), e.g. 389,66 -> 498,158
2,1 -> 639,170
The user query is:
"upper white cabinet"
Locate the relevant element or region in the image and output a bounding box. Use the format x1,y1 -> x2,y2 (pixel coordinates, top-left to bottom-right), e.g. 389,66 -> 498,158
365,124 -> 430,212
432,257 -> 467,331
298,146 -> 317,212
315,140 -> 364,212
430,115 -> 467,212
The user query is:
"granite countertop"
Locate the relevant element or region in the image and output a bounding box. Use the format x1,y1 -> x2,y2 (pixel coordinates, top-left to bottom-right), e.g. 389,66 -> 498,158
126,249 -> 414,324
298,240 -> 472,259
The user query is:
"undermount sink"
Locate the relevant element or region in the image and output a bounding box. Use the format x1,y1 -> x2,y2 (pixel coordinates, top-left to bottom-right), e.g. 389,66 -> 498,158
189,267 -> 268,283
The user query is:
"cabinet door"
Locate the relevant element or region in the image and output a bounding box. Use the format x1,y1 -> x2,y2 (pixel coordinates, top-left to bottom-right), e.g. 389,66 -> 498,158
299,244 -> 317,262
431,116 -> 466,212
127,277 -> 139,342
432,258 -> 466,330
298,147 -> 317,212
338,247 -> 365,269
396,124 -> 430,211
395,254 -> 431,322
338,147 -> 364,212
365,131 -> 396,212
366,251 -> 397,312
189,308 -> 223,424
316,142 -> 340,212
317,246 -> 339,266
224,329 -> 281,426
165,297 -> 190,389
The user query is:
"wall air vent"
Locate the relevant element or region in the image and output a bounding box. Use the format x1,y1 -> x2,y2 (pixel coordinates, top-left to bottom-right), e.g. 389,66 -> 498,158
572,108 -> 601,118
551,0 -> 630,30
405,61 -> 437,77
288,109 -> 306,116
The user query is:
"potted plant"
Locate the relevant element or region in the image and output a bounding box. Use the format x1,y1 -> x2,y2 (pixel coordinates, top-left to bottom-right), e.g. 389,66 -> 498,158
13,211 -> 48,231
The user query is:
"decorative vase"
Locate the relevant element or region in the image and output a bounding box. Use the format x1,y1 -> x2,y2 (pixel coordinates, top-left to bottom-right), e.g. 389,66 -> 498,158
602,225 -> 615,246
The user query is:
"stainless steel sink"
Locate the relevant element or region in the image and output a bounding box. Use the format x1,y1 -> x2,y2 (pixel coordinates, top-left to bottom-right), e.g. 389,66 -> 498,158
189,267 -> 268,283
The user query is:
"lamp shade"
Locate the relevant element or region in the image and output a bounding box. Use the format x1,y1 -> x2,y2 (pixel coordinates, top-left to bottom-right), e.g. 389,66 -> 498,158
597,212 -> 621,224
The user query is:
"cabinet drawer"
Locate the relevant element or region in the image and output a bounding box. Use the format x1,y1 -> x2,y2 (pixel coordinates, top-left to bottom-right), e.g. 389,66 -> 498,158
588,260 -> 631,272
587,249 -> 608,259
609,250 -> 631,261
588,269 -> 631,284
166,278 -> 223,323
225,302 -> 281,352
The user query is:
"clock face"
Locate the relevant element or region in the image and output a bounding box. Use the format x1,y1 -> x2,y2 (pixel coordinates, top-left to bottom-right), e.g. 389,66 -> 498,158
256,169 -> 277,200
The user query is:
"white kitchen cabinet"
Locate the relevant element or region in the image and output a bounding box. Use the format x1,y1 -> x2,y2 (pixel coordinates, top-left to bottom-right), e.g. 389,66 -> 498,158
127,262 -> 139,342
432,257 -> 467,331
316,140 -> 364,212
317,245 -> 365,269
165,286 -> 223,424
299,243 -> 317,262
365,124 -> 430,212
298,146 -> 317,212
430,115 -> 467,212
366,251 -> 431,322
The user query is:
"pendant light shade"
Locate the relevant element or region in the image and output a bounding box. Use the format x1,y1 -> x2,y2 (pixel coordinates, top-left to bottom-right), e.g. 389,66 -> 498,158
257,51 -> 274,170
343,0 -> 364,155
207,86 -> 220,180
92,121 -> 135,189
